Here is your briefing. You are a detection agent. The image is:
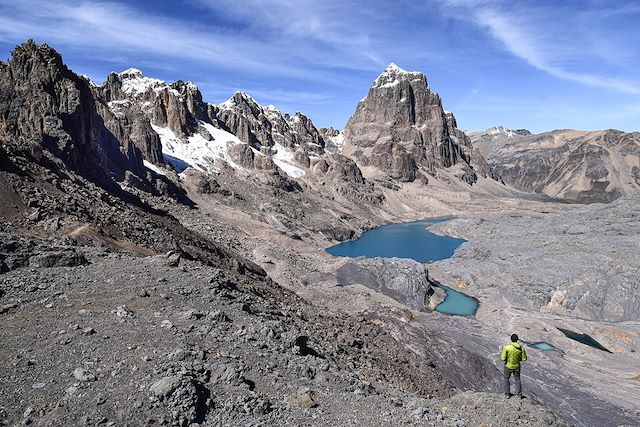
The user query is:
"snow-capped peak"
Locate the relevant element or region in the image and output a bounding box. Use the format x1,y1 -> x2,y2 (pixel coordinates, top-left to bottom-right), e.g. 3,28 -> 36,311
464,126 -> 532,140
373,63 -> 424,89
114,67 -> 174,97
384,62 -> 408,74
118,68 -> 144,79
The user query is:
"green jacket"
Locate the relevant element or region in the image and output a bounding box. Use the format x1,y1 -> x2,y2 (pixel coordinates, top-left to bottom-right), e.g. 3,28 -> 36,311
501,342 -> 527,369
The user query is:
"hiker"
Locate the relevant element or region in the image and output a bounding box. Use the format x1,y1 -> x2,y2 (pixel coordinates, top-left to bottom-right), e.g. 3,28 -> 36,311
501,333 -> 527,398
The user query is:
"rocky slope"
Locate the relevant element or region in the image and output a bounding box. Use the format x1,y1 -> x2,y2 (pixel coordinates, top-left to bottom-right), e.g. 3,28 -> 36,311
469,126 -> 640,203
342,63 -> 498,185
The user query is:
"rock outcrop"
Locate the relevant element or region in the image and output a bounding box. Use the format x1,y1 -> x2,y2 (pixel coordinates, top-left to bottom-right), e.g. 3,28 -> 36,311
470,127 -> 640,203
0,40 -> 146,186
337,258 -> 436,312
343,63 -> 486,184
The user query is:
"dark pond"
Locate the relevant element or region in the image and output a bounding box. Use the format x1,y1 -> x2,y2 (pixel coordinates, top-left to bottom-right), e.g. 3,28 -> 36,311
557,328 -> 612,353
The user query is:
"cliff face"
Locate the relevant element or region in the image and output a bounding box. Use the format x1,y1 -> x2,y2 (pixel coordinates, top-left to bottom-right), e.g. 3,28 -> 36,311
343,63 -> 481,184
0,40 -> 146,185
214,92 -> 326,154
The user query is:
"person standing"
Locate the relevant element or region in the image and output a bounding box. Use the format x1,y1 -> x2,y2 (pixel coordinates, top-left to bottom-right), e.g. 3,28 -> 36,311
501,334 -> 527,398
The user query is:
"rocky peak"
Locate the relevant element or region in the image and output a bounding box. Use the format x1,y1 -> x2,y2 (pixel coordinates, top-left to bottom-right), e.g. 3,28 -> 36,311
343,63 -> 477,183
115,68 -> 175,98
214,92 -> 273,149
118,67 -> 143,79
219,91 -> 262,113
0,40 -> 147,186
6,40 -> 65,78
284,112 -> 325,152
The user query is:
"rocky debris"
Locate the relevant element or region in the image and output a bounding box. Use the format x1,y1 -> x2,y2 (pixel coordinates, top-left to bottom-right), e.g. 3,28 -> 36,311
441,392 -> 571,426
470,127 -> 640,203
0,247 -> 572,426
432,193 -> 640,323
342,63 -> 488,185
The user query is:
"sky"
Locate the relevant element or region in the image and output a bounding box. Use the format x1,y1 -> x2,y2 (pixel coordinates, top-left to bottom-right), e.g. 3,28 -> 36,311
0,0 -> 639,133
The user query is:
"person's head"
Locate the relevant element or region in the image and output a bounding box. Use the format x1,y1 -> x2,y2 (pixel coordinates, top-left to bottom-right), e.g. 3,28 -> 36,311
511,334 -> 519,342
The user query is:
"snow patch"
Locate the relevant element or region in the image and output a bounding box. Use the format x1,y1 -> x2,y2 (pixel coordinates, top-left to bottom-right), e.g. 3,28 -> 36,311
81,74 -> 97,86
377,79 -> 400,88
151,122 -> 252,174
385,62 -> 409,74
219,91 -> 260,110
324,131 -> 345,153
143,160 -> 167,176
107,100 -> 130,118
271,143 -> 306,178
488,126 -> 517,138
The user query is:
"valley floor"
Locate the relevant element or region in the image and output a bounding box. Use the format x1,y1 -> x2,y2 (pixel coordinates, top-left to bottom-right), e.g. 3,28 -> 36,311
169,170 -> 640,426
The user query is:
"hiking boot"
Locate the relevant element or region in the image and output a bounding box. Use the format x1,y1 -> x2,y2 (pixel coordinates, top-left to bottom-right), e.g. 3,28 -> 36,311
505,393 -> 513,399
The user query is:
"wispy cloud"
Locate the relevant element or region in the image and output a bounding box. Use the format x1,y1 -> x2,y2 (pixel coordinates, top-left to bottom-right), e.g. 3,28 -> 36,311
190,0 -> 386,66
438,0 -> 640,94
0,0 -> 384,82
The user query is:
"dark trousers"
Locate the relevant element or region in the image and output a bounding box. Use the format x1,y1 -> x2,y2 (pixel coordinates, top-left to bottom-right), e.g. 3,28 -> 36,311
503,367 -> 521,396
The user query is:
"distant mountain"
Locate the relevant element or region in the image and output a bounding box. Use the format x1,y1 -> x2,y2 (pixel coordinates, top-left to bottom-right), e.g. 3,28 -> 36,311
465,126 -> 532,141
469,127 -> 640,203
342,63 -> 500,184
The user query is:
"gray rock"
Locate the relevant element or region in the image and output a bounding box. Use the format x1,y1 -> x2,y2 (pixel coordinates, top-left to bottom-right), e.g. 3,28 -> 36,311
28,250 -> 87,268
0,41 -> 148,187
73,368 -> 96,382
149,376 -> 180,399
112,305 -> 134,318
288,391 -> 318,409
337,258 -> 435,312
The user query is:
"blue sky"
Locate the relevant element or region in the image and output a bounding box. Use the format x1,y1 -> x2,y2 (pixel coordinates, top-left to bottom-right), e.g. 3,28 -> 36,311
1,0 -> 639,133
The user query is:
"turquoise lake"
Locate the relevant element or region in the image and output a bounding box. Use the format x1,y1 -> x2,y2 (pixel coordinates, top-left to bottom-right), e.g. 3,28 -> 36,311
532,342 -> 557,351
326,217 -> 479,316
